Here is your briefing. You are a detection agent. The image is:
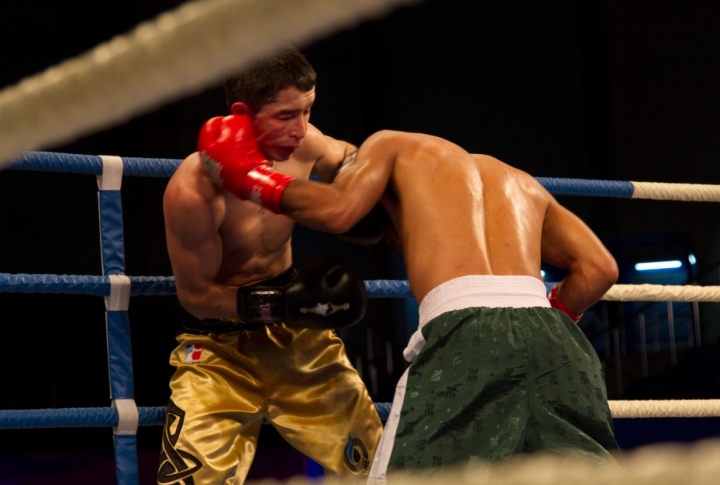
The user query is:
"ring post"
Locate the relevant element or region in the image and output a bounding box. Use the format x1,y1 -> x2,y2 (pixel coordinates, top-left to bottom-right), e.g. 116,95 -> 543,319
98,155 -> 140,485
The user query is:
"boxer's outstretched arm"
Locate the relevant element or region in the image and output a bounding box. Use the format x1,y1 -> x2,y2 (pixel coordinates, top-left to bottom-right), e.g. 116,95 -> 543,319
281,130 -> 397,233
540,194 -> 618,315
163,160 -> 239,320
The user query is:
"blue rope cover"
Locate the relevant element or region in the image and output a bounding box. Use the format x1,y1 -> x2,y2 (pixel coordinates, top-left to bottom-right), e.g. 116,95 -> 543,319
0,407 -> 166,429
365,280 -> 412,298
0,273 -> 410,298
0,273 -> 558,298
99,190 -> 126,275
0,273 -> 176,296
6,151 -> 640,198
0,404 -> 389,429
5,151 -> 180,177
535,177 -> 635,198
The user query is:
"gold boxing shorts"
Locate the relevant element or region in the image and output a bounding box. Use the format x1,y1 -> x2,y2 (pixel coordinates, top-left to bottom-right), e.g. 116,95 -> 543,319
157,324 -> 382,484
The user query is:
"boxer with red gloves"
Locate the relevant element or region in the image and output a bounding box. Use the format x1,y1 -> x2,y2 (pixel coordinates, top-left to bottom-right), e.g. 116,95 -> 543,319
161,47 -> 381,485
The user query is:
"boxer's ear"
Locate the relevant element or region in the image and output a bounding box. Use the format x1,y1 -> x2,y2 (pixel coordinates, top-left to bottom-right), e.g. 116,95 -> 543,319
231,102 -> 250,116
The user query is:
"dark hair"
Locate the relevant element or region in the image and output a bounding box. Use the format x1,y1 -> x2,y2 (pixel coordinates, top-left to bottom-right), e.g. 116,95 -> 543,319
223,46 -> 316,113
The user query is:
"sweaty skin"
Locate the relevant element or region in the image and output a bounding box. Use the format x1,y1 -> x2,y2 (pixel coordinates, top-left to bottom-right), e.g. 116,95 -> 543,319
164,87 -> 356,320
281,130 -> 618,312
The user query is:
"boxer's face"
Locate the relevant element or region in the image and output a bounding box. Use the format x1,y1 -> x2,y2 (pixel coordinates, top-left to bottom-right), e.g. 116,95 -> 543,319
243,87 -> 315,161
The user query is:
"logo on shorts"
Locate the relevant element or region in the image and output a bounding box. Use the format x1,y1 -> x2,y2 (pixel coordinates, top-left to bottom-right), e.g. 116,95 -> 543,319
158,400 -> 203,484
183,344 -> 203,363
301,302 -> 350,317
343,434 -> 369,473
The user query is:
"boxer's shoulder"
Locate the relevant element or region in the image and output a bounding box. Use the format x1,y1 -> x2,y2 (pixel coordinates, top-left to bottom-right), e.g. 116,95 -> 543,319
165,152 -> 224,217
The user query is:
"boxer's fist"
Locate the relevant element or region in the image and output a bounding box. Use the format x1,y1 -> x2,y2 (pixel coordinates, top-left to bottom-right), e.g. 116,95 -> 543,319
284,257 -> 367,329
548,285 -> 584,323
198,115 -> 267,196
198,114 -> 295,213
235,257 -> 367,329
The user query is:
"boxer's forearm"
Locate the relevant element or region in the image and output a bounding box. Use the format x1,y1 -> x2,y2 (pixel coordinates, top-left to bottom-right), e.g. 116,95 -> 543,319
281,139 -> 393,232
558,256 -> 618,315
282,180 -> 364,233
176,282 -> 241,321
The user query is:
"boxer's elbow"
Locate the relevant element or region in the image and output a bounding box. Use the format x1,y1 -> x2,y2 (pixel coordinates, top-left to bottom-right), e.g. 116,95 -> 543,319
585,251 -> 618,295
177,288 -> 215,320
598,251 -> 619,288
603,258 -> 619,288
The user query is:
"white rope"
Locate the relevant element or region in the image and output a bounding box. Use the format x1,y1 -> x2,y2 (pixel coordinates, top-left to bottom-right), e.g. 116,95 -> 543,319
632,181 -> 720,202
0,0 -> 420,167
609,400 -> 720,418
280,437 -> 720,485
601,284 -> 720,302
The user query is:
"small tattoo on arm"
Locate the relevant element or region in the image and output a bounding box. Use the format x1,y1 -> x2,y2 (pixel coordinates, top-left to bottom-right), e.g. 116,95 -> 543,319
338,150 -> 358,174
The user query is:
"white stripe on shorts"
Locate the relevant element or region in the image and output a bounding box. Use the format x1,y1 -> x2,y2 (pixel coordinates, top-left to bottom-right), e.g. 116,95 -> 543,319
367,368 -> 409,485
404,275 -> 549,364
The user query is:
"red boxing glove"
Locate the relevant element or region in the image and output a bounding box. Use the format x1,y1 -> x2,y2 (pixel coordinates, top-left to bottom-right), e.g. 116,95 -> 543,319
198,115 -> 267,194
198,115 -> 294,213
548,285 -> 584,323
244,164 -> 295,214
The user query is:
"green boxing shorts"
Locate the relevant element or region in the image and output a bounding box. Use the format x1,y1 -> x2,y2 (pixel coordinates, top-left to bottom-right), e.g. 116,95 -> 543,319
368,276 -> 618,483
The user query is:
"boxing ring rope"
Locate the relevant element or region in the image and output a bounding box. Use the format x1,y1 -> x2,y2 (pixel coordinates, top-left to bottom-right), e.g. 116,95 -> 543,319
3,151 -> 720,485
536,177 -> 720,202
0,0 -> 421,166
12,151 -> 720,201
4,274 -> 720,303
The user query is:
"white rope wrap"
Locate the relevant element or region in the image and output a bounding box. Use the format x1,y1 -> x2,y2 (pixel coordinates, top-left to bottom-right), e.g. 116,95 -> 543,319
0,0 -> 420,166
97,155 -> 124,191
105,274 -> 131,311
112,398 -> 139,435
632,181 -> 720,202
609,400 -> 720,418
601,284 -> 720,302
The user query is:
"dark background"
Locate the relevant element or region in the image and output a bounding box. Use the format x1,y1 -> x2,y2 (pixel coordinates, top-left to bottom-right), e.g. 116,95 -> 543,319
1,0 -> 720,483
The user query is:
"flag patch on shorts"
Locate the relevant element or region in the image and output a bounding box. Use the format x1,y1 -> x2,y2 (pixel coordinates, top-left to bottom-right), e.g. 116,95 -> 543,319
184,344 -> 203,363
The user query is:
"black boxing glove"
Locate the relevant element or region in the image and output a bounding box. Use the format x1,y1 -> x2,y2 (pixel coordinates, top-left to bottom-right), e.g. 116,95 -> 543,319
236,257 -> 367,329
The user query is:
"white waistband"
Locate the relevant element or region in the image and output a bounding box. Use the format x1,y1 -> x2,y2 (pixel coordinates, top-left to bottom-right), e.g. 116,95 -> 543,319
418,275 -> 550,327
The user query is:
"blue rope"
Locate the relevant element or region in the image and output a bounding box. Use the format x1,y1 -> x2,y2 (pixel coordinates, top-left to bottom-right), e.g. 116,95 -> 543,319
0,407 -> 166,429
535,177 -> 635,198
0,273 -> 412,298
0,273 -> 176,296
6,151 -> 639,198
365,280 -> 412,298
5,152 -> 181,177
0,273 -> 558,299
0,404 -> 389,429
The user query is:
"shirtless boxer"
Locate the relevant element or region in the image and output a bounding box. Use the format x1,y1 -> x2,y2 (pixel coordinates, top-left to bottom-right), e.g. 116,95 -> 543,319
199,124 -> 621,481
160,47 -> 382,484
